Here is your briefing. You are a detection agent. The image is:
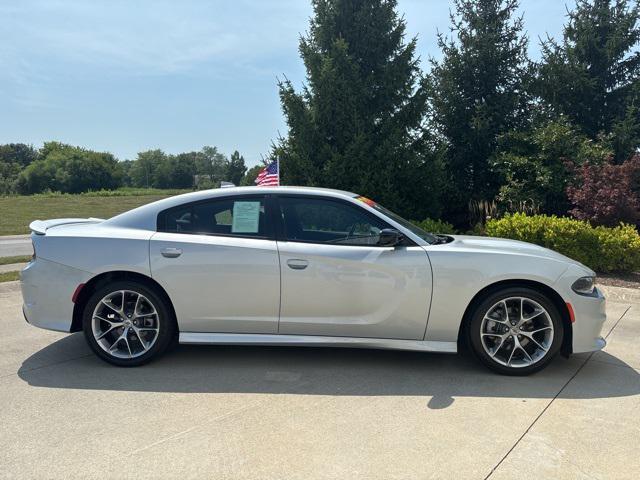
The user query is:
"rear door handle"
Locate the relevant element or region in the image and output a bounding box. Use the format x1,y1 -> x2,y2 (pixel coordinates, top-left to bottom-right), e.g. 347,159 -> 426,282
286,259 -> 308,270
161,247 -> 182,258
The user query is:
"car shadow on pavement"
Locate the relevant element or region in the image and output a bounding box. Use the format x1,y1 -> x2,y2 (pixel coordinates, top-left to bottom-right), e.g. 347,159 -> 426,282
17,333 -> 640,409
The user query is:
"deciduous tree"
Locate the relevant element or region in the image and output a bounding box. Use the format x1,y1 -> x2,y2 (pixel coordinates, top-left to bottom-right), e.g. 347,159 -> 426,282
16,142 -> 122,194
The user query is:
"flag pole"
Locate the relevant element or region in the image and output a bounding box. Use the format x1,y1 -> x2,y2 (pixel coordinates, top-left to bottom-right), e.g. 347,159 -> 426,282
277,156 -> 280,186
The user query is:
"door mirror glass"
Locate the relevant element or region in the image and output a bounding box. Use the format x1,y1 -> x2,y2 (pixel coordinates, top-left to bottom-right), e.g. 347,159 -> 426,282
377,228 -> 403,247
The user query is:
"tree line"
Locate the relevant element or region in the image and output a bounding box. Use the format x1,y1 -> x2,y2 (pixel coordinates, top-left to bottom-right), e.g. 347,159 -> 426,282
274,0 -> 640,227
1,0 -> 639,229
0,142 -> 262,194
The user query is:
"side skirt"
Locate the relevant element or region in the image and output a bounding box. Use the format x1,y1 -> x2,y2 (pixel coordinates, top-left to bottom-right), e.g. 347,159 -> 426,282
179,332 -> 458,353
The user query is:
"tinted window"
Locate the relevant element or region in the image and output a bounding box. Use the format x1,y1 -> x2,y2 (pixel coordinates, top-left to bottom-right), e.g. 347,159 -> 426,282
159,196 -> 269,238
278,197 -> 389,246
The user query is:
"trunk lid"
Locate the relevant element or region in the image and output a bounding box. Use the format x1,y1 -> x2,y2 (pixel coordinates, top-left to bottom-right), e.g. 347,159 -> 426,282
29,218 -> 105,235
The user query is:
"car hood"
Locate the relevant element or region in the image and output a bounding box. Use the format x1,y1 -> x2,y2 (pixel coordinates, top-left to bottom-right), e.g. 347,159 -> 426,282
445,235 -> 594,274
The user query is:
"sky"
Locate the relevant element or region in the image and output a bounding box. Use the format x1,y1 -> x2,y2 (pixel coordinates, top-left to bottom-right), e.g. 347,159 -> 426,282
0,0 -> 577,167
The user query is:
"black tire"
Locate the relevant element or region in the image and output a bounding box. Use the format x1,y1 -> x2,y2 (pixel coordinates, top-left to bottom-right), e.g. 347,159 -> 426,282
82,280 -> 176,367
467,287 -> 564,376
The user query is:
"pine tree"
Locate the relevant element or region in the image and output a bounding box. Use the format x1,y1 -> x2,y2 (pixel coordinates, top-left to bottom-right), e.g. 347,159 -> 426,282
227,151 -> 247,185
426,0 -> 531,225
537,0 -> 640,162
276,0 -> 440,219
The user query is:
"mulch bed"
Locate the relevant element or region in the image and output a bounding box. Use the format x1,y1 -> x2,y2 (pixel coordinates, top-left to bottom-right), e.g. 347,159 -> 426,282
597,272 -> 640,289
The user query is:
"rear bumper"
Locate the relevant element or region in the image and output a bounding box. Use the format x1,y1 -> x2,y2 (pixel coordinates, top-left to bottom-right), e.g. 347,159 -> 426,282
21,258 -> 91,333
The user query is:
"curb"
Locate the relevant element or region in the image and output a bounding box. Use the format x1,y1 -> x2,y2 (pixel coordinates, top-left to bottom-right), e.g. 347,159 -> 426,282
0,235 -> 30,240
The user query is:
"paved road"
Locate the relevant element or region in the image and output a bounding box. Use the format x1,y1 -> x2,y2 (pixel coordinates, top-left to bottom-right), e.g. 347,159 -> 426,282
0,282 -> 638,479
0,235 -> 32,257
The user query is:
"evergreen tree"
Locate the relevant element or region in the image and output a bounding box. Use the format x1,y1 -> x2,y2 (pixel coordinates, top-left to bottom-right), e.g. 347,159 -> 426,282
227,150 -> 247,185
276,0 -> 440,219
537,0 -> 640,162
426,0 -> 531,226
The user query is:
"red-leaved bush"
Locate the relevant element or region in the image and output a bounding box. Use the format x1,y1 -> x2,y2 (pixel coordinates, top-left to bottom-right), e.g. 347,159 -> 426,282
566,155 -> 640,227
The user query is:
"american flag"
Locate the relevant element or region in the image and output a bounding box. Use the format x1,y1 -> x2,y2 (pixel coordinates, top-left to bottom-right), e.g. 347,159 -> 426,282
255,159 -> 279,186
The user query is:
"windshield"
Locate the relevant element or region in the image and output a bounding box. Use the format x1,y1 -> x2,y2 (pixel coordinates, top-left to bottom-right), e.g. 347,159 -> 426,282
354,196 -> 438,244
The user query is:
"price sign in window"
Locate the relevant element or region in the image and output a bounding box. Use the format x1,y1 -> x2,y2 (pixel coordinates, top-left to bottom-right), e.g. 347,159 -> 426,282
232,201 -> 261,233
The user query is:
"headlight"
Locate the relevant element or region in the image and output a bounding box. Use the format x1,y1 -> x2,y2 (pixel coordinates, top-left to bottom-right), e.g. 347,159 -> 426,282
572,276 -> 596,295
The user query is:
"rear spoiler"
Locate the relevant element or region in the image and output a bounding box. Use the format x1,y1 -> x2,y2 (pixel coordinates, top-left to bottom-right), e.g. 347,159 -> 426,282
29,218 -> 105,235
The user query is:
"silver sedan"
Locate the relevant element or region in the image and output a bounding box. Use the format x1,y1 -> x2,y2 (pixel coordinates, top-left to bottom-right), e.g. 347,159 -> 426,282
20,187 -> 606,375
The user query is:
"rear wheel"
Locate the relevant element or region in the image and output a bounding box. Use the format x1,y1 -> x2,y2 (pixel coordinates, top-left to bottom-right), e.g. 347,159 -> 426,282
82,280 -> 175,366
468,287 -> 563,375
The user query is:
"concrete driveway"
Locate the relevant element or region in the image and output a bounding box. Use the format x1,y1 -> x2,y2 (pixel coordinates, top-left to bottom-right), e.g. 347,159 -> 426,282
0,282 -> 638,479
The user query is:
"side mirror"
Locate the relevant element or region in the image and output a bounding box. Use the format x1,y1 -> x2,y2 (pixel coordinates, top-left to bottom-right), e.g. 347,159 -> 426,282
378,228 -> 403,247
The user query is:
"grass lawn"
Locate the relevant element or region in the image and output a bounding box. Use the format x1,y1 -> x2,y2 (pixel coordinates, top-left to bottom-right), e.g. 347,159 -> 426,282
0,271 -> 19,283
0,189 -> 188,236
0,255 -> 31,265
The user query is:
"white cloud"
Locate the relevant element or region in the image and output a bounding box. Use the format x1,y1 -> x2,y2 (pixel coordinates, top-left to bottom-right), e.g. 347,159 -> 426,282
0,0 -> 310,77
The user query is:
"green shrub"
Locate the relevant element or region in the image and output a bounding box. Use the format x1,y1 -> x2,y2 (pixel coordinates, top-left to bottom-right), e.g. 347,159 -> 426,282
1,187 -> 190,199
486,213 -> 640,273
414,218 -> 457,234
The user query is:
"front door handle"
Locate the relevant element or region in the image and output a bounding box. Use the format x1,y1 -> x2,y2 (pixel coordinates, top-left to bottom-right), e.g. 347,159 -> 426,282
161,247 -> 182,258
286,259 -> 309,270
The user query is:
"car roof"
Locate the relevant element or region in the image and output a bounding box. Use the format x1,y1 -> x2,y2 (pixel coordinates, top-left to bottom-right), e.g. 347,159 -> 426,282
105,186 -> 361,231
202,185 -> 358,197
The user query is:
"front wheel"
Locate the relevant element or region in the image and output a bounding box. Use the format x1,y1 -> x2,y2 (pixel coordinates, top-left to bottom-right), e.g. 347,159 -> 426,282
82,280 -> 176,367
468,287 -> 564,375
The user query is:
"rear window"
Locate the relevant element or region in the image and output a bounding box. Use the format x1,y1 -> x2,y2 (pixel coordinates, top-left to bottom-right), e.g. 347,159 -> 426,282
158,196 -> 269,238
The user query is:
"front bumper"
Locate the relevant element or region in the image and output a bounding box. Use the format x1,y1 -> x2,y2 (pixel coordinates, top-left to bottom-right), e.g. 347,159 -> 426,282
556,265 -> 607,354
570,286 -> 607,353
21,258 -> 91,333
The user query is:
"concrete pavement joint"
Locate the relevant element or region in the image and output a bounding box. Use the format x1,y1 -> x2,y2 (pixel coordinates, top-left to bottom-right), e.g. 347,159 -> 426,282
602,306 -> 632,341
124,399 -> 268,458
484,305 -> 632,479
123,371 -> 375,460
484,353 -> 594,479
601,304 -> 633,338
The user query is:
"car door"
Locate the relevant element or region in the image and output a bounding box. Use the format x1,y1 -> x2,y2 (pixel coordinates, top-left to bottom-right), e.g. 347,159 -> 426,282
275,195 -> 432,340
150,194 -> 280,334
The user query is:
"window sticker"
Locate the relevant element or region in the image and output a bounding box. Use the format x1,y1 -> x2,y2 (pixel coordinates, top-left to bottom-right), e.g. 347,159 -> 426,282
232,201 -> 261,233
356,196 -> 377,207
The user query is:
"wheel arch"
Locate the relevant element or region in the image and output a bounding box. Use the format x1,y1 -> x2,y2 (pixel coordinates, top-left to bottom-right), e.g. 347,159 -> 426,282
71,270 -> 178,333
457,279 -> 573,357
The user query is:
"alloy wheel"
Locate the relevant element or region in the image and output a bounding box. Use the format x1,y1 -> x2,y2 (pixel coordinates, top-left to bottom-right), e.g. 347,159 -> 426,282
480,296 -> 554,368
91,290 -> 160,359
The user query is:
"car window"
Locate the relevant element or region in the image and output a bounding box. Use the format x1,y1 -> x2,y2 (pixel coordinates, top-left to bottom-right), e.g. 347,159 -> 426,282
358,197 -> 437,244
278,196 -> 389,246
159,196 -> 269,238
